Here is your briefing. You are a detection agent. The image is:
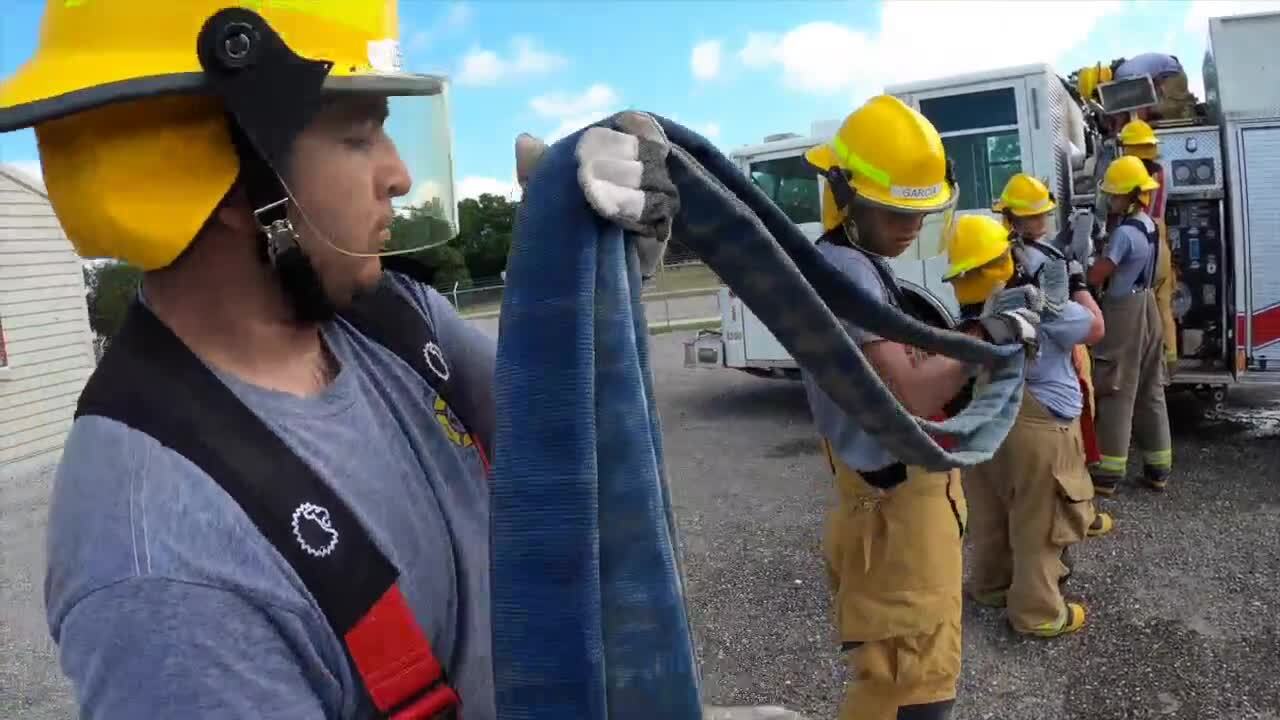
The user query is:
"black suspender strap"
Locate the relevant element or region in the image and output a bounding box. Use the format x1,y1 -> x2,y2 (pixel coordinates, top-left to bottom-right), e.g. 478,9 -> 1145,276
1120,216 -> 1160,292
338,261 -> 493,469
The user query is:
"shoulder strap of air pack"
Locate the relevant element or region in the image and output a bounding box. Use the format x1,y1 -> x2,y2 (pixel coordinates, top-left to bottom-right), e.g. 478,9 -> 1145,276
75,300 -> 463,720
1120,216 -> 1160,291
338,259 -> 492,470
817,232 -> 907,311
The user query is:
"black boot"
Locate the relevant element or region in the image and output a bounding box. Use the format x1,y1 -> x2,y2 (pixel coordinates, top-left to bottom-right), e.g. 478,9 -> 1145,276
897,699 -> 955,719
1090,472 -> 1120,497
1142,465 -> 1169,491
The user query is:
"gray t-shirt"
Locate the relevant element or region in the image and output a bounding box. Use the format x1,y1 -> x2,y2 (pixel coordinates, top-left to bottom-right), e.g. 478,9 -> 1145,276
44,274 -> 498,719
801,242 -> 898,472
1103,211 -> 1157,297
1025,300 -> 1093,420
1016,243 -> 1094,419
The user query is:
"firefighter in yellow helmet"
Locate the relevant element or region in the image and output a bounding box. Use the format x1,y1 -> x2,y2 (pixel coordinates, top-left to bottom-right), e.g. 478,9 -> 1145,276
1118,118 -> 1178,377
993,174 -> 1108,475
942,214 -> 1113,638
1087,155 -> 1174,495
0,3 -> 505,717
802,95 -> 1039,720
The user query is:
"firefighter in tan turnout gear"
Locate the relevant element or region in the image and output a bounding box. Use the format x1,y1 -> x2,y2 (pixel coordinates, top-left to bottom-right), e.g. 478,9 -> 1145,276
942,213 -> 1112,638
1087,155 -> 1174,494
1118,118 -> 1178,377
801,95 -> 1040,720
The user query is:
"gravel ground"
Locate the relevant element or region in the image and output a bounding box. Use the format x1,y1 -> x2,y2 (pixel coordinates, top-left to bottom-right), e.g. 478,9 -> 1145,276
658,330 -> 1280,720
3,326 -> 1278,720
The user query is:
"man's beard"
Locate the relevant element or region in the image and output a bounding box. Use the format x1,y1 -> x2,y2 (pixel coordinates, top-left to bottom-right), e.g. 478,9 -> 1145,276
260,241 -> 338,324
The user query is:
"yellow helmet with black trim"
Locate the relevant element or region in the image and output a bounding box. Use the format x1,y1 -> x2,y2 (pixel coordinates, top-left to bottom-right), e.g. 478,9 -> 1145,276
0,1 -> 452,271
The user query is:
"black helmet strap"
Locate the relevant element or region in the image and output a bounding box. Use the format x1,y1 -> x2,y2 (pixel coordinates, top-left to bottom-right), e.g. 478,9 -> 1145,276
196,7 -> 339,323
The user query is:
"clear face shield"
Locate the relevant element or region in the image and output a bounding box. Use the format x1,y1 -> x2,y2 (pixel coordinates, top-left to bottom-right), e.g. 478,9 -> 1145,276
269,89 -> 459,261
195,7 -> 459,266
917,184 -> 960,260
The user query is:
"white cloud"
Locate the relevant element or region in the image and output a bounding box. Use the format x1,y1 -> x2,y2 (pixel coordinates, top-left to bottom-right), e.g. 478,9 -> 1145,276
7,160 -> 44,189
736,1 -> 1123,101
458,175 -> 521,201
698,122 -> 721,140
530,84 -> 622,142
690,40 -> 722,81
408,2 -> 472,54
456,36 -> 567,86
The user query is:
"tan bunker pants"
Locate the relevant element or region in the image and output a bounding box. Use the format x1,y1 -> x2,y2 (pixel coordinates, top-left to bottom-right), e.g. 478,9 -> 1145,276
820,440 -> 965,720
1092,289 -> 1173,482
964,393 -> 1097,635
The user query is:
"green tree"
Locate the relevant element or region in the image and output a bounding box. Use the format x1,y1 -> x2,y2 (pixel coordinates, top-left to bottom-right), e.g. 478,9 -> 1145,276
453,193 -> 517,280
386,202 -> 472,287
85,261 -> 143,339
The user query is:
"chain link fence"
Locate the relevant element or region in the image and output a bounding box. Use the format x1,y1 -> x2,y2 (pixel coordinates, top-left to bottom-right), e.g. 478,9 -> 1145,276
438,254 -> 719,316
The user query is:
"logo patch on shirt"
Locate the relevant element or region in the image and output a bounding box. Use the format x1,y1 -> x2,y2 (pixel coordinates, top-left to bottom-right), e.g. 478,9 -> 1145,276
291,502 -> 339,558
434,396 -> 474,449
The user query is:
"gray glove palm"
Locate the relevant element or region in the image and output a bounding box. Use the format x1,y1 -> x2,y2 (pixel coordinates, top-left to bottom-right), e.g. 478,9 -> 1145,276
977,284 -> 1042,357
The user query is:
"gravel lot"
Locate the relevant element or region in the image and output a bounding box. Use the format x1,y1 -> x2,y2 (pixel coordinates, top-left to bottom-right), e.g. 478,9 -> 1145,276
3,324 -> 1278,720
659,331 -> 1280,720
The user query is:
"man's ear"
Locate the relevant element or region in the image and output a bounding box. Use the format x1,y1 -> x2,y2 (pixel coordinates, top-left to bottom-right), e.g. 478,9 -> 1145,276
515,132 -> 548,191
212,182 -> 257,235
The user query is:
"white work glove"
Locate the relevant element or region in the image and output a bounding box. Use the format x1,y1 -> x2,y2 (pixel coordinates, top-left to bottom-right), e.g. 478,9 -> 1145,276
575,112 -> 679,279
1038,257 -> 1070,317
977,284 -> 1041,357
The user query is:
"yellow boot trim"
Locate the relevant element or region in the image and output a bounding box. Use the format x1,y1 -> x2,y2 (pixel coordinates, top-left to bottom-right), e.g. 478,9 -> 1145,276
1024,602 -> 1086,638
1087,512 -> 1115,538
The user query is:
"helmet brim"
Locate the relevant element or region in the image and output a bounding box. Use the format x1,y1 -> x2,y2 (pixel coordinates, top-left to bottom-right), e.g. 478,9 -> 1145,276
0,68 -> 444,133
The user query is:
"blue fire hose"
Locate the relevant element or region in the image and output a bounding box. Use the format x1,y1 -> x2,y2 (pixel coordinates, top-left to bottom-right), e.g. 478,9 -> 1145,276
489,113 -> 1038,719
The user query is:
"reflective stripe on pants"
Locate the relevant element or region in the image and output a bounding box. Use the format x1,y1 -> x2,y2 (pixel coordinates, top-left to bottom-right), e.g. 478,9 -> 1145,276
1091,289 -> 1173,478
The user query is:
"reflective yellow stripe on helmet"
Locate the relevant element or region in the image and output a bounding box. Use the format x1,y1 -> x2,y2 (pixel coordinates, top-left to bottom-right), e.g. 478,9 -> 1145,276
997,190 -> 1053,215
829,134 -> 944,202
829,135 -> 892,188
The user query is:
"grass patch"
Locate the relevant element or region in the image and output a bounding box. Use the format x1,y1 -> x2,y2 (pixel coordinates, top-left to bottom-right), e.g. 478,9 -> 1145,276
456,263 -> 723,318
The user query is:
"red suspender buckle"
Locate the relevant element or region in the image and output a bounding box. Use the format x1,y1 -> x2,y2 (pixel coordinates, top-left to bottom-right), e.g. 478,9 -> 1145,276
344,584 -> 462,719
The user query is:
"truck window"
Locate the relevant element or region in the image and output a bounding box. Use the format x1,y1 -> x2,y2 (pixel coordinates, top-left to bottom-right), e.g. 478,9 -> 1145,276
749,155 -> 821,225
918,87 -> 1023,210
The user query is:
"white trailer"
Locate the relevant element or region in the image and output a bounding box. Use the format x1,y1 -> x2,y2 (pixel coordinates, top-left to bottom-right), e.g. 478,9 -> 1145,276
687,12 -> 1280,400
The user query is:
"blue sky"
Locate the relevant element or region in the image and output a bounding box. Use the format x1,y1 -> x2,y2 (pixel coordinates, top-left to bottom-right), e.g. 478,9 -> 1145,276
2,0 -> 1276,201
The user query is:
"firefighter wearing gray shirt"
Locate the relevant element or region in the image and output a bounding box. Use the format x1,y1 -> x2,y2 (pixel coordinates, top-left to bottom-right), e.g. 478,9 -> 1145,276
1087,155 -> 1174,495
46,278 -> 499,719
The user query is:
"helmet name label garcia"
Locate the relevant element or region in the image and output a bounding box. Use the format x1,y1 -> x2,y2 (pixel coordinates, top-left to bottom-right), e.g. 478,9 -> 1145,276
891,183 -> 944,201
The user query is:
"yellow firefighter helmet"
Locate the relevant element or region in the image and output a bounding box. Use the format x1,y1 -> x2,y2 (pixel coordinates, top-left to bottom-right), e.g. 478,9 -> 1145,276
941,214 -> 1015,306
992,174 -> 1057,218
0,1 -> 448,271
805,94 -> 956,232
1119,118 -> 1160,160
1100,155 -> 1161,195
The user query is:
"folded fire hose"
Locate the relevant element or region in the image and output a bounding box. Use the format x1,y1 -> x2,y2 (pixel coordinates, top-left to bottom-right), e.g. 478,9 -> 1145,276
489,112 -> 1059,719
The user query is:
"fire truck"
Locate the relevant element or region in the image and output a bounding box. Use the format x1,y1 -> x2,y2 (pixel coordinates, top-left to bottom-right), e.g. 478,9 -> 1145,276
685,9 -> 1280,408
